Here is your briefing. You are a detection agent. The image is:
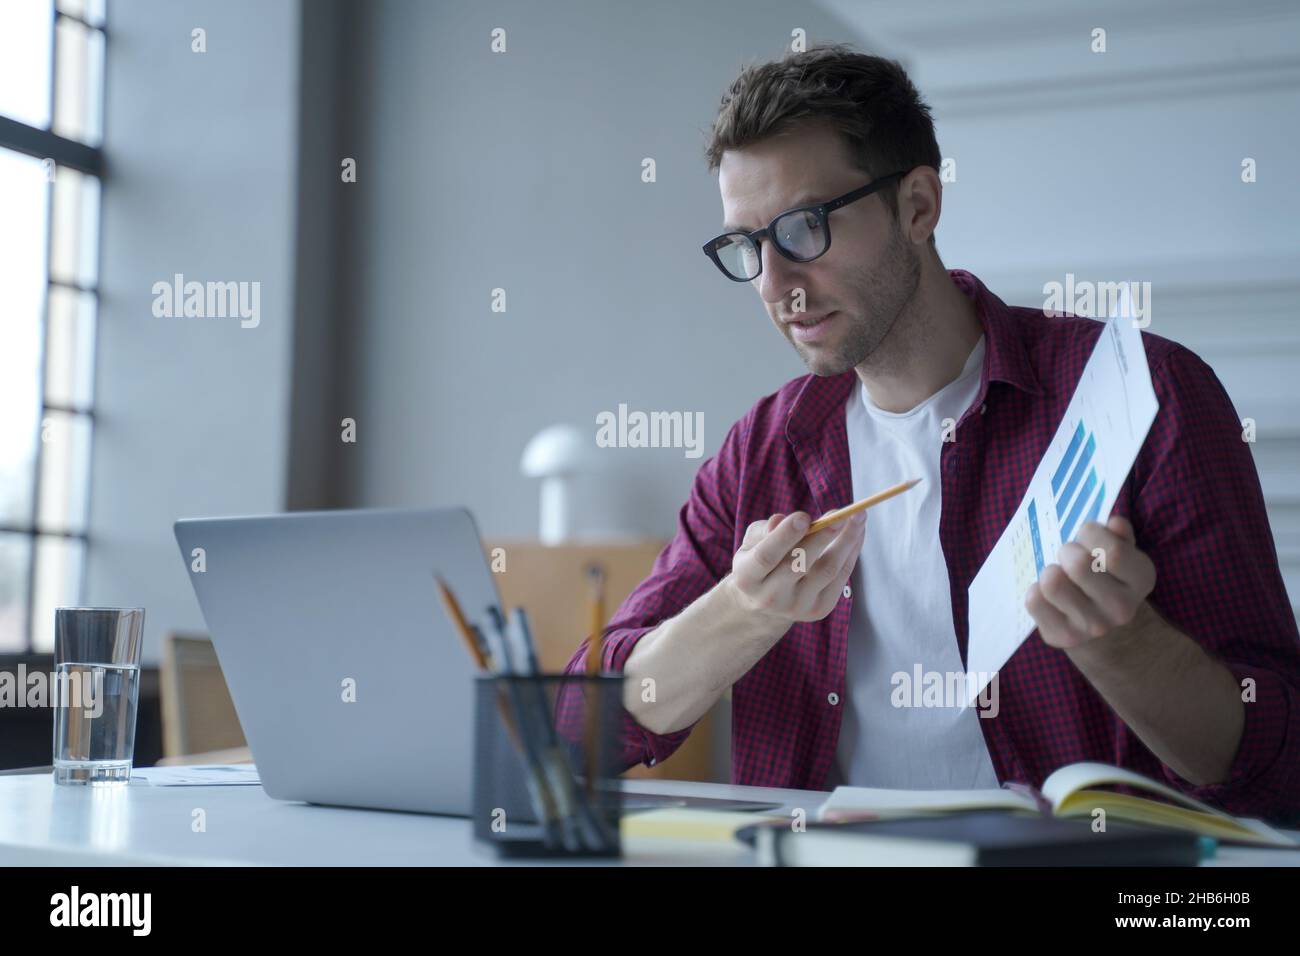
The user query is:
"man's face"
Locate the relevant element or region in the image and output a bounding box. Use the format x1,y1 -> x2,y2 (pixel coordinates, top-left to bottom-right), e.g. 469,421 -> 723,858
717,122 -> 920,376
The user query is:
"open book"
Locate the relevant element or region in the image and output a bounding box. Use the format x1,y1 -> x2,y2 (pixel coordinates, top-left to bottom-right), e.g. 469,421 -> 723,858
817,762 -> 1295,848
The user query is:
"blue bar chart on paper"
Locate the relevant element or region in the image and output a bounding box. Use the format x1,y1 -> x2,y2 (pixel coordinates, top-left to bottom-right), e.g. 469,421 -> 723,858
1012,420 -> 1109,611
966,289 -> 1160,705
1052,421 -> 1106,545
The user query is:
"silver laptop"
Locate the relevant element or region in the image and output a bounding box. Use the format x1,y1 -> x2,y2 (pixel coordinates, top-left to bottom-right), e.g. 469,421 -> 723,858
173,507 -> 499,815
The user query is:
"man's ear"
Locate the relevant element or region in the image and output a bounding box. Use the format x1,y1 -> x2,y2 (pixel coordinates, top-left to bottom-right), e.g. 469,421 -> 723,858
898,166 -> 942,245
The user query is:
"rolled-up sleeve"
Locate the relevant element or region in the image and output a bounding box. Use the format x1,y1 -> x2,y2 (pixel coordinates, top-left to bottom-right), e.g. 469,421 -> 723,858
1130,346 -> 1300,822
558,413 -> 748,773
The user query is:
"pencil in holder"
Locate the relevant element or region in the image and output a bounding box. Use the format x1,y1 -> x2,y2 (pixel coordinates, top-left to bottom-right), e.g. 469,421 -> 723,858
472,673 -> 624,858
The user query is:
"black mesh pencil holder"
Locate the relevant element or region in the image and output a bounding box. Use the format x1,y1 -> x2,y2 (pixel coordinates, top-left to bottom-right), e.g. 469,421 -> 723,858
472,674 -> 625,858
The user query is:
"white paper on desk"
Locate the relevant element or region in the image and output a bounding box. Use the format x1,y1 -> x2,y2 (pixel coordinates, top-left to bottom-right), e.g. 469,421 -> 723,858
132,764 -> 260,787
964,285 -> 1159,706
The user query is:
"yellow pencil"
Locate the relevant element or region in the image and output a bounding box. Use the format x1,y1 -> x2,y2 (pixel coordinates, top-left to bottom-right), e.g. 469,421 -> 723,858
434,574 -> 488,671
585,564 -> 606,675
583,563 -> 607,798
803,478 -> 922,536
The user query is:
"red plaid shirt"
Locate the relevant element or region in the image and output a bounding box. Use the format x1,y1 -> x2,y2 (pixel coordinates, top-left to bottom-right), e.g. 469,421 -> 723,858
562,269 -> 1300,823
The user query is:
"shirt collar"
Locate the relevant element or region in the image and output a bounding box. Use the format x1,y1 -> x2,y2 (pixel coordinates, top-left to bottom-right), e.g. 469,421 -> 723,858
786,269 -> 1043,441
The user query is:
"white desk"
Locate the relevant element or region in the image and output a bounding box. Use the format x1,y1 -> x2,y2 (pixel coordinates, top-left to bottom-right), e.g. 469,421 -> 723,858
0,774 -> 814,866
2,773 -> 1296,866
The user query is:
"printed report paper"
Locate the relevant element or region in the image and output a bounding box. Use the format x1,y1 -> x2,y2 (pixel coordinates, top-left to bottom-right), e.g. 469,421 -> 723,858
130,764 -> 261,787
964,286 -> 1159,705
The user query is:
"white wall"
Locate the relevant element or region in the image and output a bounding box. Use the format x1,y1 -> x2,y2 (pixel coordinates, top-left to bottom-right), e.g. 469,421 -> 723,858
86,0 -> 301,662
334,0 -> 860,537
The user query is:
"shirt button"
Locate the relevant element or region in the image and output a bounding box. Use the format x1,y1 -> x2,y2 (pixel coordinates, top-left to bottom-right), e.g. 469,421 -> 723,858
648,757 -> 657,767
827,692 -> 840,706
842,585 -> 852,599
980,403 -> 987,414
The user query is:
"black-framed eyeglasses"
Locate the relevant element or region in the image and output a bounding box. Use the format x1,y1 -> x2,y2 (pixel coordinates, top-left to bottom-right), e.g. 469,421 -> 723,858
702,172 -> 906,282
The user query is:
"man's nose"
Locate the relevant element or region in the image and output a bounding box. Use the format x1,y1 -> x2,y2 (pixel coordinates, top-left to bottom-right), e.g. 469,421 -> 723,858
756,240 -> 804,308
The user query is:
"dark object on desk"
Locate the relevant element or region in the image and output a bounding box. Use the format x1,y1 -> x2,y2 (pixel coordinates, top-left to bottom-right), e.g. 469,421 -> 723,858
473,673 -> 625,859
621,792 -> 782,813
738,810 -> 1202,866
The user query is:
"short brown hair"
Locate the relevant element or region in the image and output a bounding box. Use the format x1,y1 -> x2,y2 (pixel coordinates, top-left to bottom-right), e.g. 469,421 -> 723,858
704,44 -> 941,218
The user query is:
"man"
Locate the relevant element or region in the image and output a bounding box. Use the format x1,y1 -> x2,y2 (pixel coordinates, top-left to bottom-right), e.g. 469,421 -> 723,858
562,45 -> 1300,822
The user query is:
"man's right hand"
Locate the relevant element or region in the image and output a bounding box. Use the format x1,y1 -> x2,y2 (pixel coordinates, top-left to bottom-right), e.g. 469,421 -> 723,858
723,509 -> 867,627
620,507 -> 867,736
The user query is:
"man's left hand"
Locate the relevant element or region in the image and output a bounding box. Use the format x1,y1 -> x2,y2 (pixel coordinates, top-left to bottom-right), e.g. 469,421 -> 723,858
1026,515 -> 1157,650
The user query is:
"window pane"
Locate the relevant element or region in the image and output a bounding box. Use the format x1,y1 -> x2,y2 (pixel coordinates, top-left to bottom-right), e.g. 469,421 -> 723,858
37,410 -> 92,535
45,285 -> 97,409
0,0 -> 53,129
31,534 -> 85,652
0,534 -> 33,652
0,149 -> 50,527
53,14 -> 104,146
49,165 -> 99,287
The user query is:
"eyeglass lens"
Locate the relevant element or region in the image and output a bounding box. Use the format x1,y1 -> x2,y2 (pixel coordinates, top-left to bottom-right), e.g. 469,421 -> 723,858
715,209 -> 829,279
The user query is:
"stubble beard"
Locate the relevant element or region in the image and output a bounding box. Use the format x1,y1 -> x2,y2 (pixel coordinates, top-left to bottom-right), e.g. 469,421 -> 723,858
793,219 -> 922,377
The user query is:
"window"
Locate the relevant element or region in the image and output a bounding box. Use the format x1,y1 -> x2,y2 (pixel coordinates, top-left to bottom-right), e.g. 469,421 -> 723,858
0,0 -> 106,652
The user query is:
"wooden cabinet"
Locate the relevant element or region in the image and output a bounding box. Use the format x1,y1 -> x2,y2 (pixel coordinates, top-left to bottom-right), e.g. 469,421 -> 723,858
484,539 -> 720,782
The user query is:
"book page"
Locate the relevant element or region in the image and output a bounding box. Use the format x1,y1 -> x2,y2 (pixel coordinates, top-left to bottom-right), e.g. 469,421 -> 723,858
1041,761 -> 1229,817
816,786 -> 1036,822
1040,761 -> 1296,846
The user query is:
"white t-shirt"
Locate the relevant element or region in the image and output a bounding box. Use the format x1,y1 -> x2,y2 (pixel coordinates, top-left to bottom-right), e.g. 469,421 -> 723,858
830,334 -> 1002,790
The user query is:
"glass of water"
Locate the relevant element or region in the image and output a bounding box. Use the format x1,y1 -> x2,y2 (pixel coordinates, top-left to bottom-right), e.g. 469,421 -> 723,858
52,607 -> 145,786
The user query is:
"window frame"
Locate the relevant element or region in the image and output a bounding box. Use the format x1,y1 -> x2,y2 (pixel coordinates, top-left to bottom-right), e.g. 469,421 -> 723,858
0,1 -> 106,653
